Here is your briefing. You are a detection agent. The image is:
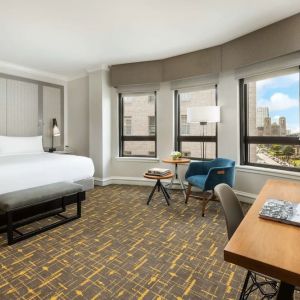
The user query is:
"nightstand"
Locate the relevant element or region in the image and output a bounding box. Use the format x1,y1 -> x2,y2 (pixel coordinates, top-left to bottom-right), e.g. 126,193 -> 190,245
53,150 -> 73,155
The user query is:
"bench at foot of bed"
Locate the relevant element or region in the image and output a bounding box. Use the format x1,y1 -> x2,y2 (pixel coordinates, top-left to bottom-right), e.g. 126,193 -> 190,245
0,182 -> 85,245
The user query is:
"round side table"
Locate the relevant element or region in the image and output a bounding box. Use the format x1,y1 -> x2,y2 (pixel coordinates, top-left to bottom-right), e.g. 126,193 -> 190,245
144,172 -> 174,206
162,158 -> 190,197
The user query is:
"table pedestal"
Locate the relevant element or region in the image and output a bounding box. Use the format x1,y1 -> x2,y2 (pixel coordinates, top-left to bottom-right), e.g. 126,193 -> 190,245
147,179 -> 171,206
165,163 -> 186,197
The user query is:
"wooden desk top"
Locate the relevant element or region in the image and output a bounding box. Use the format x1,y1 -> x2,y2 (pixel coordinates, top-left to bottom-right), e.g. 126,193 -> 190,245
224,179 -> 300,286
144,172 -> 174,180
162,158 -> 190,164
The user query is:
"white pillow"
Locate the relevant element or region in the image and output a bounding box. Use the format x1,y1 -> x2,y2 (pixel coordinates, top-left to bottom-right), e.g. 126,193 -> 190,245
0,136 -> 44,155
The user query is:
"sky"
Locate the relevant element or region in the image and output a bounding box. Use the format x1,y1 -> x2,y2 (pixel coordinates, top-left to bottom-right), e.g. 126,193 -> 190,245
257,71 -> 300,133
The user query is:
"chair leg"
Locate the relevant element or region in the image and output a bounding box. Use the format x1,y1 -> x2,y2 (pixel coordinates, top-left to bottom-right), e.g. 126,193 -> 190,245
202,190 -> 214,217
185,184 -> 192,204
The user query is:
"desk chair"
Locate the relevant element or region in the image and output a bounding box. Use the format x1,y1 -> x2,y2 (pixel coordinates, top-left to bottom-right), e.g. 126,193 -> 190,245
215,183 -> 278,300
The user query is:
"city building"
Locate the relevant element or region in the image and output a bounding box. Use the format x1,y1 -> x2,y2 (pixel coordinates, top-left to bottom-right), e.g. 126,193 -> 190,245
279,116 -> 287,136
257,107 -> 269,128
263,117 -> 272,136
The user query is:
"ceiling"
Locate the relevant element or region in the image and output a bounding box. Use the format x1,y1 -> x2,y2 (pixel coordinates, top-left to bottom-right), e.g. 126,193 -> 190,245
0,0 -> 299,79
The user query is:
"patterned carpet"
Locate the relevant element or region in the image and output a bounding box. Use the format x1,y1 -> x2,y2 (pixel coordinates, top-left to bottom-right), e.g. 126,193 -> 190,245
0,185 -> 297,300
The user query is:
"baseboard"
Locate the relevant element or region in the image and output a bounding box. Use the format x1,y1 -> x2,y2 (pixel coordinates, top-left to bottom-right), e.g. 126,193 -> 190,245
94,176 -> 257,204
233,190 -> 256,204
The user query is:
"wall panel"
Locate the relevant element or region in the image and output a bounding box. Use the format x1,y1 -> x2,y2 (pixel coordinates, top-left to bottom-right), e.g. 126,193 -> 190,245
6,79 -> 39,136
0,78 -> 6,135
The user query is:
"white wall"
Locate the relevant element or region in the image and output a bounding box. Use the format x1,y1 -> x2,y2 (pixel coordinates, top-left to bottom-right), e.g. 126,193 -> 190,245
88,69 -> 112,179
66,53 -> 300,203
107,67 -> 300,202
67,76 -> 89,156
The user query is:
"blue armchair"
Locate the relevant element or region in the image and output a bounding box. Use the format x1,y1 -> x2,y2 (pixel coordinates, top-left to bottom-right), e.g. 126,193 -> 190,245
185,158 -> 235,216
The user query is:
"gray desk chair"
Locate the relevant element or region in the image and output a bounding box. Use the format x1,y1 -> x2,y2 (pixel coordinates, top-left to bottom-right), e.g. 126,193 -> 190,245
215,183 -> 278,300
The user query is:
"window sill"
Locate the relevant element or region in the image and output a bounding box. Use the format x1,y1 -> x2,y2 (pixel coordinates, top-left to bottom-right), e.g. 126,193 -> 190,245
236,165 -> 300,180
114,157 -> 160,163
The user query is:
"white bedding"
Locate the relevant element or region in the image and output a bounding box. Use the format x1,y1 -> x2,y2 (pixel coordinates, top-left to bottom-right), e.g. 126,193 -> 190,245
0,153 -> 95,195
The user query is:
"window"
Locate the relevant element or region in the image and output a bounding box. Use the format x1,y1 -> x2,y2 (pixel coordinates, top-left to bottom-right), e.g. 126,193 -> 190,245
148,116 -> 155,135
124,116 -> 132,135
119,92 -> 157,157
180,115 -> 190,135
240,67 -> 300,171
182,151 -> 191,157
175,86 -> 217,159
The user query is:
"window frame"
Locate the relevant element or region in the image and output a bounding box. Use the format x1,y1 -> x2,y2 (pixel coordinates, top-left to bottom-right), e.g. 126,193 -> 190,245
174,85 -> 218,160
239,67 -> 300,172
119,91 -> 157,158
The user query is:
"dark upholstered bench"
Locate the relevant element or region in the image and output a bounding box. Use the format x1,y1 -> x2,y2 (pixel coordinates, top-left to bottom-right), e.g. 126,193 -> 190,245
0,182 -> 85,245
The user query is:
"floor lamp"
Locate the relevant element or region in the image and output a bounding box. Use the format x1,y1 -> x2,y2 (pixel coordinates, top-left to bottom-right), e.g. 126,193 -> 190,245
187,106 -> 220,160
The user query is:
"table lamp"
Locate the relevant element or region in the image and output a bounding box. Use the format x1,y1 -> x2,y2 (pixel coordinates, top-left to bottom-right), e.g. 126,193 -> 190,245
49,118 -> 60,152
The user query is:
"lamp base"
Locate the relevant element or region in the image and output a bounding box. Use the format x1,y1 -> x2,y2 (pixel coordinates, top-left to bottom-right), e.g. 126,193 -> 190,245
49,148 -> 56,153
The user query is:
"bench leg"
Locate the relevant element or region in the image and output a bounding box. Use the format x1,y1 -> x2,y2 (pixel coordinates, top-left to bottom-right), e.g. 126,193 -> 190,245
77,194 -> 81,218
6,212 -> 14,245
6,196 -> 82,245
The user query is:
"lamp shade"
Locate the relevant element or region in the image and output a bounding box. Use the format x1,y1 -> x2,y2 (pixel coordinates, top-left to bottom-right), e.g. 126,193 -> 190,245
52,119 -> 61,137
187,106 -> 220,123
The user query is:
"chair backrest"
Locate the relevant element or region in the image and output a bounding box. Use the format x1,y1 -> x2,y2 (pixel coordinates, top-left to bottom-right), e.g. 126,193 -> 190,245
212,158 -> 235,168
214,183 -> 244,240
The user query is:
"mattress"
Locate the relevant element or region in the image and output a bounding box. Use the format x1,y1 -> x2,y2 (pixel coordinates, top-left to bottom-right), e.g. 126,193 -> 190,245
0,153 -> 95,195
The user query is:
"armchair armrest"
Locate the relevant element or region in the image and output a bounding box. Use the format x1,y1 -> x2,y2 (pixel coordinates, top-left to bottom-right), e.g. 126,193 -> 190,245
204,166 -> 235,191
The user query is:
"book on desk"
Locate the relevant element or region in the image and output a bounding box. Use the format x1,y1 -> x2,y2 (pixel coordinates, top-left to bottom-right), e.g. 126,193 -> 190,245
259,198 -> 300,227
145,168 -> 171,176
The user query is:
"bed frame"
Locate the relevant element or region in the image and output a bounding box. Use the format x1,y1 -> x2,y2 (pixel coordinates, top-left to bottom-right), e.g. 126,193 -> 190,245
0,177 -> 94,233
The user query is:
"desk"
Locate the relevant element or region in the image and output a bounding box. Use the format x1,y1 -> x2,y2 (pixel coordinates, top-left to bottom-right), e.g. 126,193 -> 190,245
224,179 -> 300,299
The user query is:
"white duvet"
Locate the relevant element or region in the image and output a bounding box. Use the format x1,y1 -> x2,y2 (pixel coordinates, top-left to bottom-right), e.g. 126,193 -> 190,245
0,152 -> 95,194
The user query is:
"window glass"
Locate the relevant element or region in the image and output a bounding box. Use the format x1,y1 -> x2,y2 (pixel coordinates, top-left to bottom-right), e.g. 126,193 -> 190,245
241,69 -> 300,170
120,93 -> 156,157
175,87 -> 217,159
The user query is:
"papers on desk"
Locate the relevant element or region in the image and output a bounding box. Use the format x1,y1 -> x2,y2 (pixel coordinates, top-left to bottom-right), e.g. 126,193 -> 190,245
259,199 -> 300,227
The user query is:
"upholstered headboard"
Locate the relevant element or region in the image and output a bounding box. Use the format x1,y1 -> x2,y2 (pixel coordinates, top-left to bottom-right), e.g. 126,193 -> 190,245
0,73 -> 64,150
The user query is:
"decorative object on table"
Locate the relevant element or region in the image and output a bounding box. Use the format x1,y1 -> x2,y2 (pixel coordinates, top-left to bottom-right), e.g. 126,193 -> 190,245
163,157 -> 190,198
215,183 -> 278,300
53,145 -> 73,155
144,172 -> 174,206
146,168 -> 171,176
49,118 -> 60,153
259,199 -> 300,226
185,158 -> 235,216
170,151 -> 182,160
187,106 -> 220,160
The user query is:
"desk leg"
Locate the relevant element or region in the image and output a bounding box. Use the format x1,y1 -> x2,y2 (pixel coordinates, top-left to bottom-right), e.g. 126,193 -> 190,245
276,282 -> 294,300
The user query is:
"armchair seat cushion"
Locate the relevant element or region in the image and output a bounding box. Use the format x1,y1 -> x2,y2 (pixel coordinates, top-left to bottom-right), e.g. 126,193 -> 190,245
186,175 -> 207,190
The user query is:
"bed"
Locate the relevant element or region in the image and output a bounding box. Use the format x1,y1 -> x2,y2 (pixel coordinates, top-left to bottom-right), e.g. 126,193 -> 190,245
0,151 -> 95,229
0,152 -> 95,195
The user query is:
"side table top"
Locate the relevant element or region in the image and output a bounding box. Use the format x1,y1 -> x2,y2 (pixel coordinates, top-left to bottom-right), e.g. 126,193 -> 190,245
162,158 -> 190,164
144,172 -> 174,180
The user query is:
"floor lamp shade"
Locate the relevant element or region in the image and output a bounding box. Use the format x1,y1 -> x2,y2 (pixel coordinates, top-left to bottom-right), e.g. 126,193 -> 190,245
187,106 -> 220,123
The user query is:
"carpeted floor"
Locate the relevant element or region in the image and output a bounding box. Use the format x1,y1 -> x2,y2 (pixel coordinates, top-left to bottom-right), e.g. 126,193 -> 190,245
0,185 -> 298,300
